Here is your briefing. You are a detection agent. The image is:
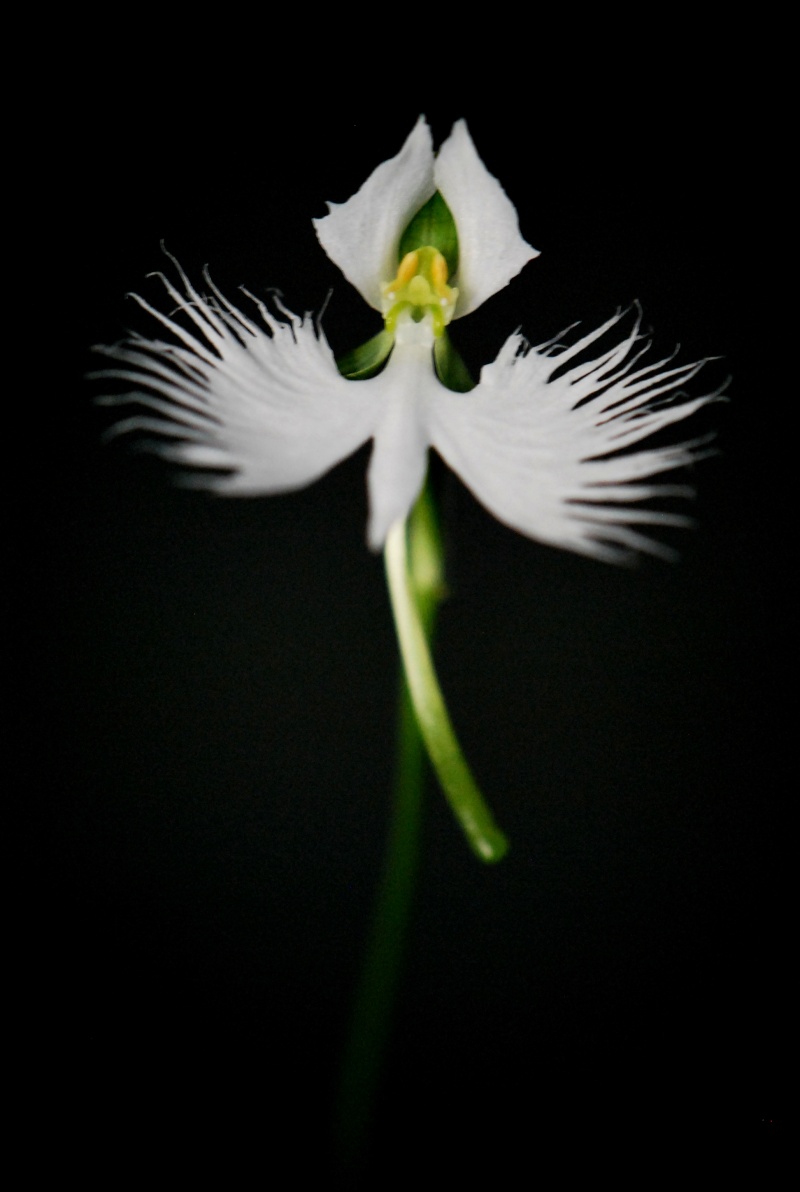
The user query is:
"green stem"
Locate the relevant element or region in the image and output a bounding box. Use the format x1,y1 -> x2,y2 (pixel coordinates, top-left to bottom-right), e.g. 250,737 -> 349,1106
334,492 -> 441,1168
334,484 -> 508,1170
334,674 -> 427,1170
384,494 -> 509,864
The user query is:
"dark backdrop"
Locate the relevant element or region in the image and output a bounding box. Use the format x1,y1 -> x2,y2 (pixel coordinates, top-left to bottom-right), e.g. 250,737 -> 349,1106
21,30 -> 786,1178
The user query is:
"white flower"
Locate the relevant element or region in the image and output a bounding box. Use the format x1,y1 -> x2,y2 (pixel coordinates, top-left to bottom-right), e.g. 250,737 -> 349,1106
95,117 -> 719,562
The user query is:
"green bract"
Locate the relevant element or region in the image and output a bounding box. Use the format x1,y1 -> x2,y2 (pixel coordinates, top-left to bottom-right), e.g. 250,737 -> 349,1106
335,329 -> 395,380
398,191 -> 459,277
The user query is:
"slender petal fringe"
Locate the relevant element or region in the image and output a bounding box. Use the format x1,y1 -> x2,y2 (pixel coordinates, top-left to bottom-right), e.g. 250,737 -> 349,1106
94,257 -> 722,561
93,250 -> 381,496
429,310 -> 726,563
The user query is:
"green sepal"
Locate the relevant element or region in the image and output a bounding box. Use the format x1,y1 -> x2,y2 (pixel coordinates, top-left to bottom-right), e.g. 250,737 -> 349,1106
434,330 -> 475,393
398,191 -> 459,278
336,329 -> 395,380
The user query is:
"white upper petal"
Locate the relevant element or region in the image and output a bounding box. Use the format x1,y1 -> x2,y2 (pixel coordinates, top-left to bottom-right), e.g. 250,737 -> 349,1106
93,256 -> 383,496
313,117 -> 436,311
427,311 -> 721,562
435,120 -> 539,318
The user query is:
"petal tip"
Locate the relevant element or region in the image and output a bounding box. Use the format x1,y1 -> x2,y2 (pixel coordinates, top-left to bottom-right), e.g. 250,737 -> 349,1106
313,118 -> 436,310
435,120 -> 538,316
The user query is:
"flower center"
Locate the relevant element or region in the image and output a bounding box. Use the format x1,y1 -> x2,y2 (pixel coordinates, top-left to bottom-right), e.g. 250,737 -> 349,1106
381,246 -> 459,338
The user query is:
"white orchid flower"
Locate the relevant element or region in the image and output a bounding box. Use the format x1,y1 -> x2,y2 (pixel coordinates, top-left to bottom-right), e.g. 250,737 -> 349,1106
95,116 -> 718,565
94,117 -> 723,862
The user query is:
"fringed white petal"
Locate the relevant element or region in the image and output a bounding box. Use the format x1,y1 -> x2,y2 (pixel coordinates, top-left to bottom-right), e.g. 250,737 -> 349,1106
435,120 -> 539,318
93,254 -> 382,496
428,310 -> 723,563
313,116 -> 435,312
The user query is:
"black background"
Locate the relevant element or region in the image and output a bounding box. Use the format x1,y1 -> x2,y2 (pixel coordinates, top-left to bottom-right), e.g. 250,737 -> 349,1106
22,23 -> 786,1179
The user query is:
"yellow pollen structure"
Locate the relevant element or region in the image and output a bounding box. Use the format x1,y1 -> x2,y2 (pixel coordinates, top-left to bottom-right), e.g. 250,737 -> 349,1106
381,246 -> 459,337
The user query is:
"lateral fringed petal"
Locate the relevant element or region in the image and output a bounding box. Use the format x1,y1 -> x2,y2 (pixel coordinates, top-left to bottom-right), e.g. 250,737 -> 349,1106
428,310 -> 724,563
435,120 -> 539,318
313,116 -> 436,312
92,253 -> 382,496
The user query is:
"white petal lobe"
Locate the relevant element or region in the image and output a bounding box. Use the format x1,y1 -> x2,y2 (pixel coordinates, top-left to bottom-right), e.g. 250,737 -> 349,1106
435,121 -> 539,318
94,257 -> 382,497
365,333 -> 443,550
428,312 -> 722,562
313,117 -> 435,311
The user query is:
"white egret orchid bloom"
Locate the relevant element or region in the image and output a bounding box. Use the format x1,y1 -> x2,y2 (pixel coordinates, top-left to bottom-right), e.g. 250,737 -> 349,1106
95,117 -> 719,564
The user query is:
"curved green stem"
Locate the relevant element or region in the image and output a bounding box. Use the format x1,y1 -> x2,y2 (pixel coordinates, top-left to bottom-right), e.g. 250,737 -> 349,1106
334,485 -> 508,1171
334,490 -> 441,1169
385,492 -> 509,864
